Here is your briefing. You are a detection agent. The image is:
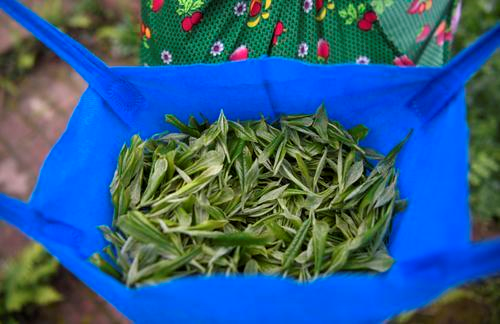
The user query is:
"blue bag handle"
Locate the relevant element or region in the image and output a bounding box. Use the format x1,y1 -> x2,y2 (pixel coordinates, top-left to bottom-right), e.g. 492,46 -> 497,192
399,239 -> 500,285
0,0 -> 146,126
409,24 -> 500,122
0,194 -> 85,249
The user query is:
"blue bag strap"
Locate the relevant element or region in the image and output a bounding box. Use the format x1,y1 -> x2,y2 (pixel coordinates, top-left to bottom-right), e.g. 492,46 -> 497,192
0,194 -> 85,248
400,239 -> 500,285
0,0 -> 146,126
408,24 -> 500,122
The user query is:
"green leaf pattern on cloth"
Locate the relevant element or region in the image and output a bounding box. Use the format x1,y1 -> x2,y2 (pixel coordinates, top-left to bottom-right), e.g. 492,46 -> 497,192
339,3 -> 366,25
177,0 -> 205,16
371,0 -> 394,15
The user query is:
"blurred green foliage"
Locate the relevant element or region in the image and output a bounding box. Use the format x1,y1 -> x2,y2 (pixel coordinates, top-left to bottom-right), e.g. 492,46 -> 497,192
454,0 -> 500,221
0,244 -> 61,324
0,0 -> 138,88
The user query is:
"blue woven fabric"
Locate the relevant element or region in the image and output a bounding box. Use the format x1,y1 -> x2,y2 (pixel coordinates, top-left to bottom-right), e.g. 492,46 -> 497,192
0,0 -> 499,322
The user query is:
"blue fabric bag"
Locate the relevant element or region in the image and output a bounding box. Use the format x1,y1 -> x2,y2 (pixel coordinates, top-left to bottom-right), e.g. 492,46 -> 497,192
1,0 -> 499,322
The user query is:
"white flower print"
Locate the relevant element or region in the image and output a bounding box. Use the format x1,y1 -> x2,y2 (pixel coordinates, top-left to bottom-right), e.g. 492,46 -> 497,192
234,1 -> 247,16
303,0 -> 313,13
356,56 -> 370,64
161,50 -> 172,64
210,41 -> 225,56
298,42 -> 309,58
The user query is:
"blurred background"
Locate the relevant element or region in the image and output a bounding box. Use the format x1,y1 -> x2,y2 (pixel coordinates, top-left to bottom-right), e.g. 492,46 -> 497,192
0,0 -> 498,323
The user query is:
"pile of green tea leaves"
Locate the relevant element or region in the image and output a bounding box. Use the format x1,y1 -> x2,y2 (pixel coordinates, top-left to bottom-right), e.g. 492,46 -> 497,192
91,106 -> 409,287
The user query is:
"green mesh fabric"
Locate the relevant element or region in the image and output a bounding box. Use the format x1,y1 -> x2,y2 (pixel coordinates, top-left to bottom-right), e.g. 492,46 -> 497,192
140,0 -> 461,67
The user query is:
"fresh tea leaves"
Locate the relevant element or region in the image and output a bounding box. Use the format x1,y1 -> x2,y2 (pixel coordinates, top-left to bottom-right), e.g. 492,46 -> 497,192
91,106 -> 409,287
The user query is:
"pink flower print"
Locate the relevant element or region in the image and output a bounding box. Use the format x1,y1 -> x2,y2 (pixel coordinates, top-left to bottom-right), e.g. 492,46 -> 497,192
317,39 -> 330,62
229,45 -> 249,61
394,55 -> 415,67
416,24 -> 431,43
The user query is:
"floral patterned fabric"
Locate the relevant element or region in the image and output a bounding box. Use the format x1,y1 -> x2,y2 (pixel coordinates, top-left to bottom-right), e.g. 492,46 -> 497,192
140,0 -> 462,67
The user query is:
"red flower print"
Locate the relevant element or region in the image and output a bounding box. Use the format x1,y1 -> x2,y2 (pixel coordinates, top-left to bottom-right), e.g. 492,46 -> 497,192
365,11 -> 377,23
436,32 -> 453,46
250,0 -> 262,17
181,11 -> 203,32
408,0 -> 419,14
182,17 -> 193,31
357,11 -> 377,31
416,24 -> 431,43
394,55 -> 415,67
230,45 -> 249,61
247,0 -> 271,28
191,11 -> 203,24
177,0 -> 204,32
152,0 -> 164,12
316,0 -> 324,12
317,39 -> 330,62
357,20 -> 371,31
272,21 -> 285,46
436,33 -> 445,46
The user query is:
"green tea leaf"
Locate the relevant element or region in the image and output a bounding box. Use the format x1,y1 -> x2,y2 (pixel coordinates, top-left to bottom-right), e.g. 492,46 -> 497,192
132,246 -> 202,284
256,184 -> 289,204
346,160 -> 364,188
229,121 -> 258,142
90,253 -> 121,280
244,259 -> 259,274
327,245 -> 350,272
258,131 -> 286,164
348,125 -> 369,141
166,114 -> 201,137
211,232 -> 270,246
313,148 -> 328,192
97,105 -> 407,286
282,217 -> 312,269
117,211 -> 179,255
312,219 -> 330,276
141,158 -> 168,203
313,105 -> 329,141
